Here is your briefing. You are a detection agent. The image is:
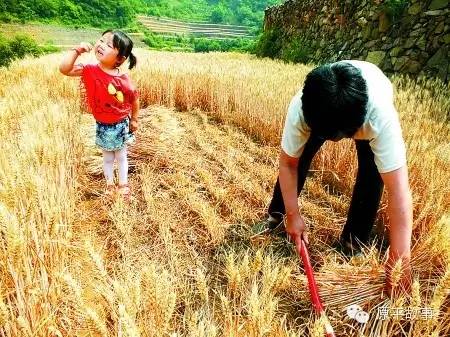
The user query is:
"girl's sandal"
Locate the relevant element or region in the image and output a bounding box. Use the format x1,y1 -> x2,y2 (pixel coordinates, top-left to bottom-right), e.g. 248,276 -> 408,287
118,184 -> 131,201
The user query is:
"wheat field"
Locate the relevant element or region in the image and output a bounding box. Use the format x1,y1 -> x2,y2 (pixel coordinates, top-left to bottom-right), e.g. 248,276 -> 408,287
0,49 -> 448,337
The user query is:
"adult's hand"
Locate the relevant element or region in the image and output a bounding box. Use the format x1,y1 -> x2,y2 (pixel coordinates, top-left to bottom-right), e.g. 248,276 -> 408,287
285,212 -> 309,244
385,254 -> 412,297
380,166 -> 413,298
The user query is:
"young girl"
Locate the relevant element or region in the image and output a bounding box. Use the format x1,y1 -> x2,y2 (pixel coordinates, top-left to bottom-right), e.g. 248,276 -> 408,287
59,30 -> 139,199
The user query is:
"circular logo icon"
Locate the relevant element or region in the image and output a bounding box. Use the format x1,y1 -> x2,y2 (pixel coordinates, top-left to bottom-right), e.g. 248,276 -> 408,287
346,304 -> 369,324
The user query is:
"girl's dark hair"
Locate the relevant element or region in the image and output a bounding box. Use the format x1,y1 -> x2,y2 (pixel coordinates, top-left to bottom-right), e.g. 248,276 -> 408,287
102,29 -> 137,69
302,62 -> 368,140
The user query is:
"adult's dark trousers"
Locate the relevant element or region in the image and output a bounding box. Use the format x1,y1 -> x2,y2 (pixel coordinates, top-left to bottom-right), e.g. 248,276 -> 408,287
267,135 -> 384,246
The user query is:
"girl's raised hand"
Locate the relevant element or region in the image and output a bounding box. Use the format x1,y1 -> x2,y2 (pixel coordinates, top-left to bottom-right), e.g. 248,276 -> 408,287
77,42 -> 93,54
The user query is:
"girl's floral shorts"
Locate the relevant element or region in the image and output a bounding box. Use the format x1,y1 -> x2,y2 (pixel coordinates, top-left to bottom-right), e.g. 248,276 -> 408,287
95,117 -> 135,151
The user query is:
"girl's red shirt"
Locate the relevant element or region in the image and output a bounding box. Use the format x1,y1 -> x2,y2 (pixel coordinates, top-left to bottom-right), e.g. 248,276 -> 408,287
81,64 -> 138,124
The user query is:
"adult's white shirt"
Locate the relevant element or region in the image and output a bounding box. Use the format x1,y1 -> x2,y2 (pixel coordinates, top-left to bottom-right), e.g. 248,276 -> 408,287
281,60 -> 406,173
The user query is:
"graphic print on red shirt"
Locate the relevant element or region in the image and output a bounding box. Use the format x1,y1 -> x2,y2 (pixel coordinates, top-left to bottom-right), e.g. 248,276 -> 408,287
81,64 -> 138,124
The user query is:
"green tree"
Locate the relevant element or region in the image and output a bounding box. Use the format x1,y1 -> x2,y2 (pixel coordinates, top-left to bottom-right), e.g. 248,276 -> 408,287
0,0 -> 284,34
59,0 -> 82,24
210,7 -> 225,23
33,0 -> 59,19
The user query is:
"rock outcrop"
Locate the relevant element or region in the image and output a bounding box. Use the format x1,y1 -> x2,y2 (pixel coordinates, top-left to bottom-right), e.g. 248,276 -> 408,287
264,0 -> 449,81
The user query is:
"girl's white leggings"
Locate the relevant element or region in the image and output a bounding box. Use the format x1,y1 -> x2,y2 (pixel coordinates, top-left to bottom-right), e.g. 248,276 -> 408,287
102,147 -> 128,185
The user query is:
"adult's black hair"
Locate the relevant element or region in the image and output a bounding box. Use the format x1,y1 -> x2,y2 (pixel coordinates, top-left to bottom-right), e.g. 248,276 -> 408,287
301,62 -> 368,140
102,29 -> 137,69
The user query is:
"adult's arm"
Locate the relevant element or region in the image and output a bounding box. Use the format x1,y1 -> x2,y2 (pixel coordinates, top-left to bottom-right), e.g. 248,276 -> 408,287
279,149 -> 309,244
380,165 -> 413,295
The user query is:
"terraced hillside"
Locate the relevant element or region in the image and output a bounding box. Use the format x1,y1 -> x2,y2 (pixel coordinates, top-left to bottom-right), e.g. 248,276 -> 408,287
0,23 -> 146,49
138,15 -> 252,38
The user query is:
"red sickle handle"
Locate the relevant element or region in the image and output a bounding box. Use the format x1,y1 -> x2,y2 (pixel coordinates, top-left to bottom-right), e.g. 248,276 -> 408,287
295,237 -> 324,312
294,236 -> 336,337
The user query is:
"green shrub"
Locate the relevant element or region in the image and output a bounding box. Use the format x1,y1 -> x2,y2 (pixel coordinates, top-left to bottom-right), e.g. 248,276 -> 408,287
9,35 -> 41,59
383,0 -> 408,21
143,31 -> 254,53
0,12 -> 17,23
281,37 -> 312,63
193,37 -> 255,53
254,28 -> 282,58
0,36 -> 14,67
0,33 -> 59,68
142,32 -> 164,49
194,38 -> 221,52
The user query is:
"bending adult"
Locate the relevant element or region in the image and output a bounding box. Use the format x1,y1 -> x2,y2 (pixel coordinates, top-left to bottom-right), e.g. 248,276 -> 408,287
256,61 -> 412,295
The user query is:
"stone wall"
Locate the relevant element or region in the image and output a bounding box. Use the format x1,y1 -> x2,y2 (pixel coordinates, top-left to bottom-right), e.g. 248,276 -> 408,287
264,0 -> 450,81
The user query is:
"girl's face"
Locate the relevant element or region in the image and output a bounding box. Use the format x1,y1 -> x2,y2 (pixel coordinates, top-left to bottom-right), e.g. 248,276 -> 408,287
94,32 -> 121,68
